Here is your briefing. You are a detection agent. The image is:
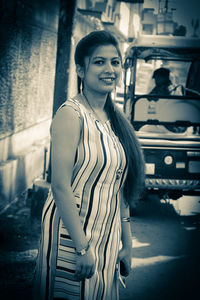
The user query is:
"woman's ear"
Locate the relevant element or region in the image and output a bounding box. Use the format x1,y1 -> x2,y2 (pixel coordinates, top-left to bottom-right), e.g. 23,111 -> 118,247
76,64 -> 84,79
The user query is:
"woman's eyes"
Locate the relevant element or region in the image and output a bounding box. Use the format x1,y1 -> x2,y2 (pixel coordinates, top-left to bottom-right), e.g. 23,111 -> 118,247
112,60 -> 121,66
93,60 -> 121,66
94,60 -> 104,65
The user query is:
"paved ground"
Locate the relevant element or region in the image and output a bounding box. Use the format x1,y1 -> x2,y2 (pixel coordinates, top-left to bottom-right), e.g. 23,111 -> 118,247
119,198 -> 200,300
0,194 -> 199,300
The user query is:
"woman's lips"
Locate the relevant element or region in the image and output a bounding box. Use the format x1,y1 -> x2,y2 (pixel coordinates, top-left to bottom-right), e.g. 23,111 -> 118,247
100,77 -> 115,83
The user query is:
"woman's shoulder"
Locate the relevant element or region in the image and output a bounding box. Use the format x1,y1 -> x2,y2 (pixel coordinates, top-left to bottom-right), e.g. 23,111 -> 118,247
51,99 -> 83,137
59,98 -> 81,114
55,97 -> 85,122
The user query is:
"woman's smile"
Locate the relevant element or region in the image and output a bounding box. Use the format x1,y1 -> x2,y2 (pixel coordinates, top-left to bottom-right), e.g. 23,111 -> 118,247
100,76 -> 116,84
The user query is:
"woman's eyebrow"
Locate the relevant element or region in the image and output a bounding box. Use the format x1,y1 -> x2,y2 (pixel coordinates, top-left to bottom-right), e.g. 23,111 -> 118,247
92,56 -> 105,60
92,56 -> 120,60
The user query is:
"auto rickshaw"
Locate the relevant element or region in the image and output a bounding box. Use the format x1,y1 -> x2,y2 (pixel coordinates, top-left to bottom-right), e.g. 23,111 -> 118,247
123,35 -> 200,201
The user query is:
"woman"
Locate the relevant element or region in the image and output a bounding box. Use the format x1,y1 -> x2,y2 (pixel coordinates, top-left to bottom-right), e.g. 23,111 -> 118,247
34,30 -> 145,300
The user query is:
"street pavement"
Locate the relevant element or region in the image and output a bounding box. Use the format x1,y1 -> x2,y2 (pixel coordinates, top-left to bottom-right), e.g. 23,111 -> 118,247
0,194 -> 199,300
119,196 -> 200,300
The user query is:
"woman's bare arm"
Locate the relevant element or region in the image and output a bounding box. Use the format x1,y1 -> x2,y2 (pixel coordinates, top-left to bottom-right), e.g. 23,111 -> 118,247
51,106 -> 88,250
51,105 -> 95,279
117,195 -> 132,276
120,198 -> 132,251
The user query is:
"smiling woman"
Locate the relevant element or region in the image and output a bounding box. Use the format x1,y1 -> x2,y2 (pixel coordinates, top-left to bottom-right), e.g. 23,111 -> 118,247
33,30 -> 145,300
76,44 -> 122,112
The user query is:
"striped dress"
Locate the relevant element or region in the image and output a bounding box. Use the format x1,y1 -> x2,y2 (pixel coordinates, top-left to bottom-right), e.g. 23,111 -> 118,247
34,99 -> 127,300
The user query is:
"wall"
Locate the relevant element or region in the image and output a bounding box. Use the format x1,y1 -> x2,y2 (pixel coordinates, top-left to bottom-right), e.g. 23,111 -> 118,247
0,0 -> 59,209
118,1 -> 130,38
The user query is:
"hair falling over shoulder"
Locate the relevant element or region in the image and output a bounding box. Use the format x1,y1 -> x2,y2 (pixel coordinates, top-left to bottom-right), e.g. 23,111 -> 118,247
105,95 -> 145,208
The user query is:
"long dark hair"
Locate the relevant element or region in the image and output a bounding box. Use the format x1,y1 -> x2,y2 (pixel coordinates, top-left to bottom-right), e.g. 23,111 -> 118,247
75,30 -> 145,207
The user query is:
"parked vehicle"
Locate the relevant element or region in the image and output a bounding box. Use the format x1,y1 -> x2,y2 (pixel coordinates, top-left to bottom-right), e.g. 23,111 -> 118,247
123,35 -> 200,201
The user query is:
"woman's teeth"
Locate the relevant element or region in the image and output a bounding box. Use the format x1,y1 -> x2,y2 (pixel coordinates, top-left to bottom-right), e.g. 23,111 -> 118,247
101,78 -> 115,83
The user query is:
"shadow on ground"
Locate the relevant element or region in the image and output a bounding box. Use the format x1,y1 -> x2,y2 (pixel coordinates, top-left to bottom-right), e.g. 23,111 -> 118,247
0,193 -> 41,300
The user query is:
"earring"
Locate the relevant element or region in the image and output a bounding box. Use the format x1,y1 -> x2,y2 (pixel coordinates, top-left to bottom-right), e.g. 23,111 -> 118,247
80,79 -> 83,93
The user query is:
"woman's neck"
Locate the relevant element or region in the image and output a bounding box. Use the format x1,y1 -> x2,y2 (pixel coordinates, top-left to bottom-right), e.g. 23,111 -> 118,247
82,89 -> 107,111
77,89 -> 109,124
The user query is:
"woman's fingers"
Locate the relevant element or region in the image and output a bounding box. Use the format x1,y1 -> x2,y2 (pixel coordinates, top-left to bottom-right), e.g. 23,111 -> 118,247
74,263 -> 82,279
116,248 -> 132,277
82,264 -> 95,279
120,259 -> 130,277
116,249 -> 124,264
74,247 -> 96,280
75,263 -> 95,280
87,264 -> 95,278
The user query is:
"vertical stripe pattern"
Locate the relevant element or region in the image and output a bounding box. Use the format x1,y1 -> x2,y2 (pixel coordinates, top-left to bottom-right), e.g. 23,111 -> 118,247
34,99 -> 127,300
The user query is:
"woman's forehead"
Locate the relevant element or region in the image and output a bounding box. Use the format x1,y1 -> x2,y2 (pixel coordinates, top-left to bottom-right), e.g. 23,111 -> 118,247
90,44 -> 120,59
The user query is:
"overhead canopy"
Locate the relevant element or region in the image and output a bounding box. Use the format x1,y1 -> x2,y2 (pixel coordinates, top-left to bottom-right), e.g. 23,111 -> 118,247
126,35 -> 200,61
117,0 -> 144,3
129,35 -> 200,48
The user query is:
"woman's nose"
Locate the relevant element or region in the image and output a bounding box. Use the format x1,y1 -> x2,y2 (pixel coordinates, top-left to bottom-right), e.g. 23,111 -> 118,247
104,61 -> 114,72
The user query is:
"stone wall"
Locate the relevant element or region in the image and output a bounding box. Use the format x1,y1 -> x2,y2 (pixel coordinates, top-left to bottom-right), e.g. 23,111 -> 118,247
0,0 -> 59,209
0,0 -> 59,146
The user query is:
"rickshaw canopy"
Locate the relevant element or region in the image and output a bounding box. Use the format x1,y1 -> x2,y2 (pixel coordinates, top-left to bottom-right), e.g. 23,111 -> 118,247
125,35 -> 200,62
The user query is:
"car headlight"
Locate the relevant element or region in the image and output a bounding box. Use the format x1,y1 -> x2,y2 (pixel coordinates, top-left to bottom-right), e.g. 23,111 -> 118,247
164,155 -> 173,165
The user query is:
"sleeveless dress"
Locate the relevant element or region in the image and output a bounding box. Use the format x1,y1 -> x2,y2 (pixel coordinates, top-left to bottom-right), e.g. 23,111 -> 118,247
34,99 -> 127,300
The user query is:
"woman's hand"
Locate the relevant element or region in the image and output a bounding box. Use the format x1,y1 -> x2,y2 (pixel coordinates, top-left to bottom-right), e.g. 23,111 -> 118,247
117,245 -> 132,277
75,247 -> 96,280
119,196 -> 133,277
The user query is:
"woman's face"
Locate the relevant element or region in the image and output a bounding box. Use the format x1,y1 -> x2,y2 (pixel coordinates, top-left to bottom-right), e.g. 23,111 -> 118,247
81,44 -> 122,95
